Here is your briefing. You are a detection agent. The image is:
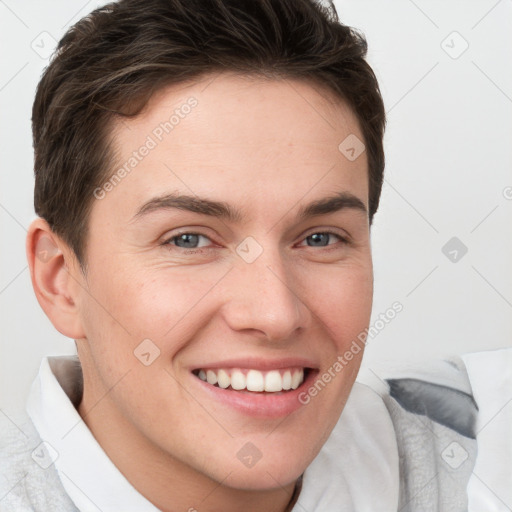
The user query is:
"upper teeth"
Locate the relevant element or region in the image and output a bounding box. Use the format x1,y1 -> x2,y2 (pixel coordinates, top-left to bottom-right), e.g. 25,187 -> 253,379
196,368 -> 305,393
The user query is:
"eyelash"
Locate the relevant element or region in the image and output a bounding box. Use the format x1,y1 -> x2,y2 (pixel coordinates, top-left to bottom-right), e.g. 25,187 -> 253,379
162,230 -> 349,252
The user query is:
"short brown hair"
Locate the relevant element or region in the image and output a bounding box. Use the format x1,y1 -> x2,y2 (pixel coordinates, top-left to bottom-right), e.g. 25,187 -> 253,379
32,0 -> 385,266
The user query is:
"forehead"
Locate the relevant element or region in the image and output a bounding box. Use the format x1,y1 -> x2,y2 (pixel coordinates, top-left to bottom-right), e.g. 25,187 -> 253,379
95,73 -> 368,225
112,73 -> 363,148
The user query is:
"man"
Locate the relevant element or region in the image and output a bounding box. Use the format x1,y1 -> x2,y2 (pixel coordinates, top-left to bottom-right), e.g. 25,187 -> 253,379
0,0 -> 509,510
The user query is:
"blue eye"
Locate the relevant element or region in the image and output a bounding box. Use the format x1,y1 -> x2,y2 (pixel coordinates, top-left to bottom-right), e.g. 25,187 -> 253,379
169,233 -> 210,249
303,232 -> 344,247
164,231 -> 346,253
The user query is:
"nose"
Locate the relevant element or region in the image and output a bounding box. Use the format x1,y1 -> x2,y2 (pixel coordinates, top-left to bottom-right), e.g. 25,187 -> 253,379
220,247 -> 308,343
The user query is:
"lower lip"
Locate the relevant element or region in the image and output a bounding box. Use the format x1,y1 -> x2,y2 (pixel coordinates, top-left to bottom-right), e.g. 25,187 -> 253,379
190,370 -> 319,418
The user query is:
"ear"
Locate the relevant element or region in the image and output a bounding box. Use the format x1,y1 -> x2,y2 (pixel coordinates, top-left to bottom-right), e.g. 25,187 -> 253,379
26,218 -> 86,340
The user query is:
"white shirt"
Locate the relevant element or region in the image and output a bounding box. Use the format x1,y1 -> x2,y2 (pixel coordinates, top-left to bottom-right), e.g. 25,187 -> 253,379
26,356 -> 400,512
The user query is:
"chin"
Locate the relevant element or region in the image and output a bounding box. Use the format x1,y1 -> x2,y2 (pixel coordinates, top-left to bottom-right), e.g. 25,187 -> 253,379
220,458 -> 306,491
198,433 -> 317,491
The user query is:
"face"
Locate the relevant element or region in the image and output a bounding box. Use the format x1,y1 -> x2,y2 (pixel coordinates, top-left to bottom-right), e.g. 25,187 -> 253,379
74,73 -> 373,491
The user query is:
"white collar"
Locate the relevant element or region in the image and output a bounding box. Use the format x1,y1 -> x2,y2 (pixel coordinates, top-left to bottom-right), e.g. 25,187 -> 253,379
27,356 -> 399,512
294,375 -> 399,511
26,356 -> 161,512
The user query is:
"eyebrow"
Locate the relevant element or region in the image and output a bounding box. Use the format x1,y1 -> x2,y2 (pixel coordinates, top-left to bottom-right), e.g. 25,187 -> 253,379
132,191 -> 367,223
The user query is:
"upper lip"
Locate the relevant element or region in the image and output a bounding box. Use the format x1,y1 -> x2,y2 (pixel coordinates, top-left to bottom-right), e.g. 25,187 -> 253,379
191,357 -> 319,372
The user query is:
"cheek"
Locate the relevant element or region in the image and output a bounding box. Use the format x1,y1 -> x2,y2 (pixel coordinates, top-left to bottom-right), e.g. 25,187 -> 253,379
86,264 -> 213,333
298,260 -> 373,347
122,266 -> 230,340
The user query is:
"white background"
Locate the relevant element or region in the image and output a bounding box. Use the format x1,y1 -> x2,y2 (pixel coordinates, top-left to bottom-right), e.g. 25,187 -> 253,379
1,0 -> 511,416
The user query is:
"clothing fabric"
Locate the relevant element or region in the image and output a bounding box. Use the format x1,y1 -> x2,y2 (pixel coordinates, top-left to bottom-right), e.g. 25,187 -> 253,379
0,350 -> 504,511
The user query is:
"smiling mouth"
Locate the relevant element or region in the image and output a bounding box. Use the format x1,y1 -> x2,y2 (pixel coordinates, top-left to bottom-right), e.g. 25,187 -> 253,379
192,367 -> 312,393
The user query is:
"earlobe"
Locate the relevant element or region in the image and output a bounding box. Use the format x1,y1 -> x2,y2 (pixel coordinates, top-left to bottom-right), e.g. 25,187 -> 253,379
27,218 -> 86,340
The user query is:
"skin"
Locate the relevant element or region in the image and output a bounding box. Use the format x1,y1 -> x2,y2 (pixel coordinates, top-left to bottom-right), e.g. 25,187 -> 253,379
27,73 -> 373,512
